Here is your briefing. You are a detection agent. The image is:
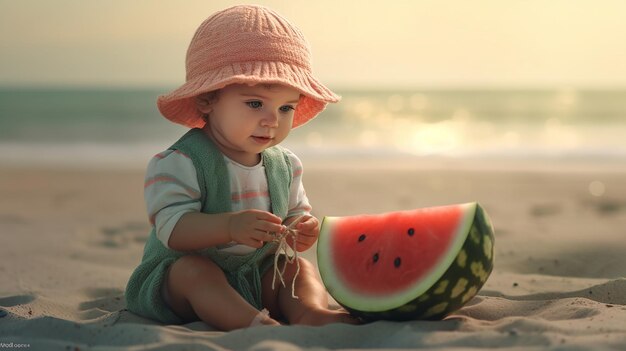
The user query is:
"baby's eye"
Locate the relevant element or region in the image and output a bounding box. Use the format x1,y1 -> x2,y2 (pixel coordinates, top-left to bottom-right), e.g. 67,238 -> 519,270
246,101 -> 263,109
280,105 -> 295,113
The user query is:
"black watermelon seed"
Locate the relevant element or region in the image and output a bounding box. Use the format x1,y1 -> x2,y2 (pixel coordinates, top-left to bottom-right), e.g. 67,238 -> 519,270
358,234 -> 366,242
373,253 -> 379,263
408,228 -> 415,236
394,257 -> 402,267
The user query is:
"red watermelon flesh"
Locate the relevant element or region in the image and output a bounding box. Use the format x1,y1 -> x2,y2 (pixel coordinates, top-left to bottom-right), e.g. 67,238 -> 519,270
331,206 -> 463,295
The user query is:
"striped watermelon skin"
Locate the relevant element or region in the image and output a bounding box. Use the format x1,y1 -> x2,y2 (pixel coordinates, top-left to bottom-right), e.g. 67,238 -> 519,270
318,203 -> 495,321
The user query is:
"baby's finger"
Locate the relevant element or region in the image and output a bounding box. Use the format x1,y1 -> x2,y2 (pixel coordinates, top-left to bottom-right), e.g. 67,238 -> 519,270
297,219 -> 318,232
298,232 -> 318,243
244,237 -> 264,248
258,221 -> 285,234
255,211 -> 282,224
254,230 -> 277,242
297,220 -> 315,230
298,232 -> 317,243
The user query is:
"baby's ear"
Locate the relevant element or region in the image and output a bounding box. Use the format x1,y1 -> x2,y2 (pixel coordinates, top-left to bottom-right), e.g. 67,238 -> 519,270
195,94 -> 212,114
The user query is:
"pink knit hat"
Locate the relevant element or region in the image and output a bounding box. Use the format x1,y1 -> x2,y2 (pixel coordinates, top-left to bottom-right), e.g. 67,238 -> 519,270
157,4 -> 340,129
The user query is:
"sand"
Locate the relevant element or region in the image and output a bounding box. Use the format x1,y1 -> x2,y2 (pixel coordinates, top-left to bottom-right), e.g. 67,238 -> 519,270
1,159 -> 625,350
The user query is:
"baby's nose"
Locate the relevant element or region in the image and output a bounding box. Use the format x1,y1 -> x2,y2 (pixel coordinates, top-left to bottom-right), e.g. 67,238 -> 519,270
261,112 -> 279,127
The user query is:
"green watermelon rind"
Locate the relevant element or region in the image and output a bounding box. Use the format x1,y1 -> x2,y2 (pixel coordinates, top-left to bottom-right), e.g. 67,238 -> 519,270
317,202 -> 478,312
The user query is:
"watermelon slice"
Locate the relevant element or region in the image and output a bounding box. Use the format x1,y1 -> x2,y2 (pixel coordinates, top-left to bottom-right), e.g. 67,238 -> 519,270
317,202 -> 494,321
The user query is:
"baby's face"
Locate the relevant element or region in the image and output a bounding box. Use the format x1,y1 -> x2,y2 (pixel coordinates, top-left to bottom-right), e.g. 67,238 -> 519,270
198,83 -> 300,164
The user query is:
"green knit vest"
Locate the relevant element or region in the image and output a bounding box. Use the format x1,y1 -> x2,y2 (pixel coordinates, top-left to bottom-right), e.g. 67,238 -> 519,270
125,128 -> 292,324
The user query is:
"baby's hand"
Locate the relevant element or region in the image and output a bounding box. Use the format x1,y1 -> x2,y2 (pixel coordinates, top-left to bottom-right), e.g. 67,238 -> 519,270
288,215 -> 319,252
228,210 -> 285,248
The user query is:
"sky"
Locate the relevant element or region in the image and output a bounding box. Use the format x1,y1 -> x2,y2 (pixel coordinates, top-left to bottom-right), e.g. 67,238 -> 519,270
1,0 -> 626,89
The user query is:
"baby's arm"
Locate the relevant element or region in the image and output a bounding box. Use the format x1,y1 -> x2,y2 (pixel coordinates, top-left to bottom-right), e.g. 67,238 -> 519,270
283,150 -> 317,252
145,150 -> 283,252
169,210 -> 284,251
168,212 -> 230,251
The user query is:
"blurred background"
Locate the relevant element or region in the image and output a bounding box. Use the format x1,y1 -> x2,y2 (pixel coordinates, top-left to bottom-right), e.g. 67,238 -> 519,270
1,0 -> 625,170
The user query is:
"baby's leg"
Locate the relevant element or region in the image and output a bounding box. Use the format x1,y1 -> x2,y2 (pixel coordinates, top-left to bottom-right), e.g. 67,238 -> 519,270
165,255 -> 280,330
261,257 -> 360,326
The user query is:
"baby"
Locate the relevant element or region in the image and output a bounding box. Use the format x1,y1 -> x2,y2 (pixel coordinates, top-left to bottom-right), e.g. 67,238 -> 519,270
125,5 -> 358,330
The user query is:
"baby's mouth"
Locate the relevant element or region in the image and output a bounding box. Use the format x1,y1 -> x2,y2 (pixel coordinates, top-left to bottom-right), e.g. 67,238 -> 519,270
251,135 -> 274,144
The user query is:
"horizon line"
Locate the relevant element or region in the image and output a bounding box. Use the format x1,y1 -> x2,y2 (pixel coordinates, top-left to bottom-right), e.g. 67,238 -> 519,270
2,83 -> 626,92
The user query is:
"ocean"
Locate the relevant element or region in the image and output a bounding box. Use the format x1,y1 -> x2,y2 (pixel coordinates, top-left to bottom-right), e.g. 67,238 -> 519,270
1,87 -> 625,169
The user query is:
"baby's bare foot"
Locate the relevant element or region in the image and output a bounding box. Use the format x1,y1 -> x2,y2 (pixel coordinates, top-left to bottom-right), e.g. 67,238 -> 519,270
292,307 -> 361,326
249,309 -> 281,327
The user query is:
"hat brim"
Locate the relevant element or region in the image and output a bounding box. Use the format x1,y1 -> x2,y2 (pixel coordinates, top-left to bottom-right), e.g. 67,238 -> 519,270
157,61 -> 340,129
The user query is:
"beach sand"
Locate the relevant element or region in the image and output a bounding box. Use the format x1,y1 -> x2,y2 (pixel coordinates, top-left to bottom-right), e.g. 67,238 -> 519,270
1,160 -> 625,350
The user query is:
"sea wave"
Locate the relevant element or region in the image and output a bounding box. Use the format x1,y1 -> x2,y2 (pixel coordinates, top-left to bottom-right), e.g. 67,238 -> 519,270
2,141 -> 625,171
